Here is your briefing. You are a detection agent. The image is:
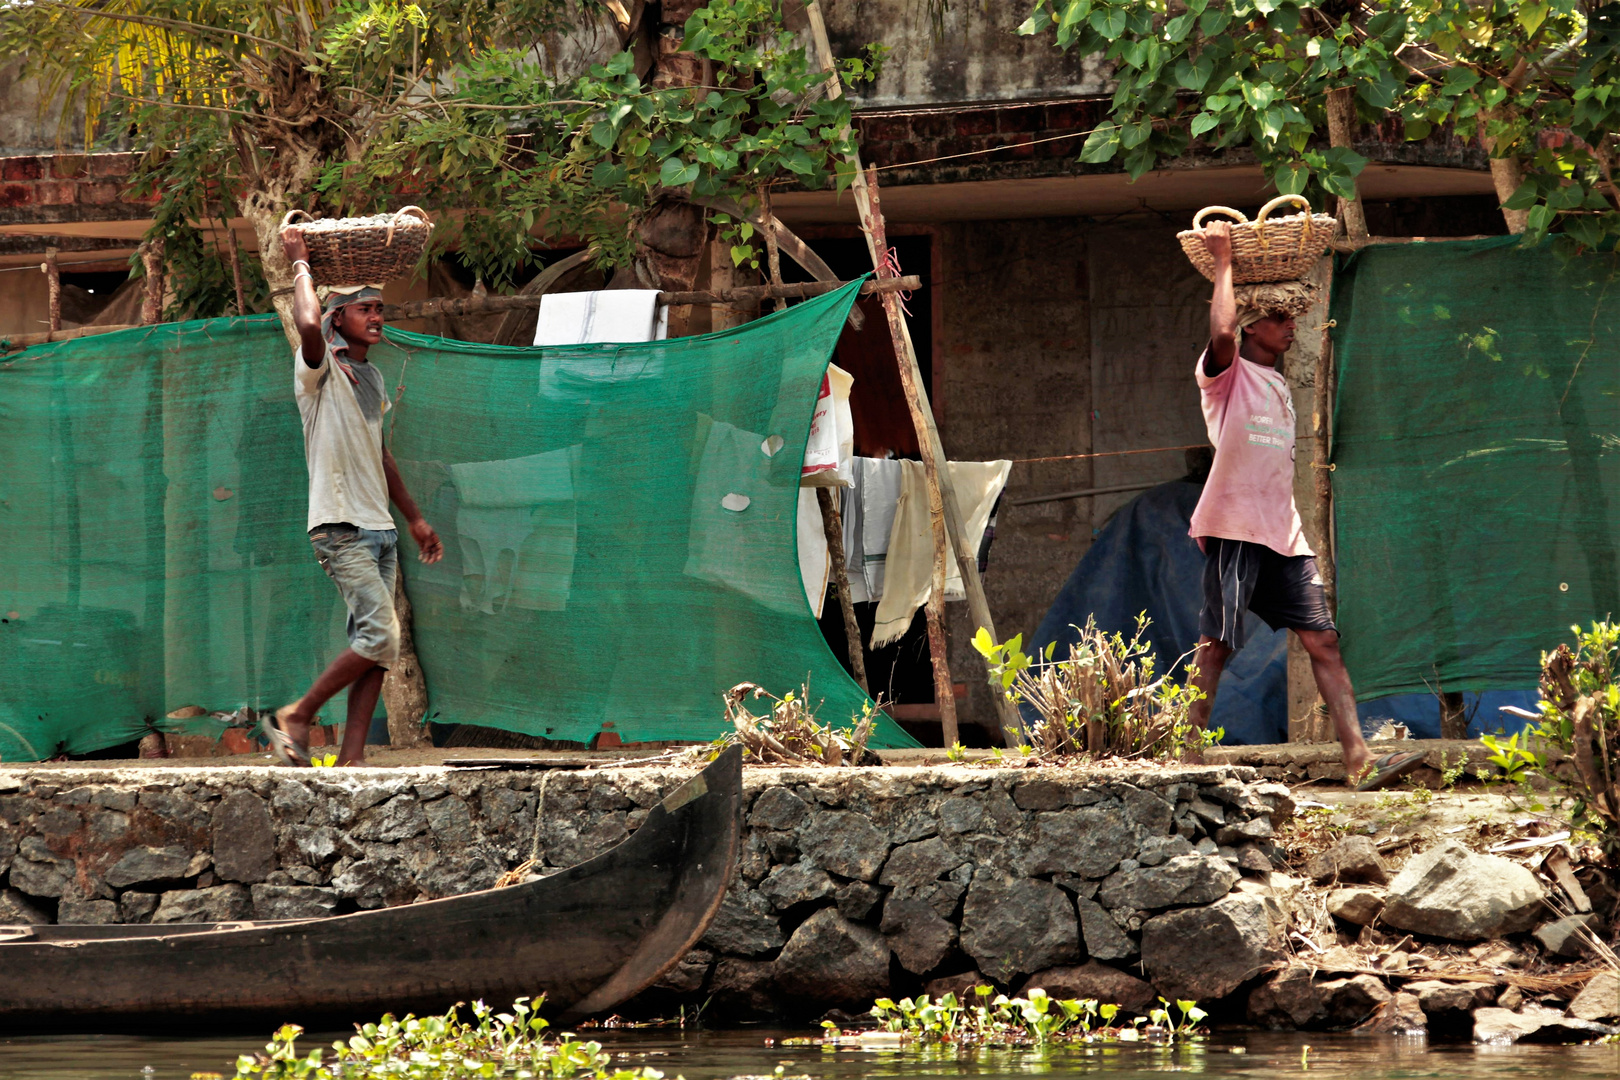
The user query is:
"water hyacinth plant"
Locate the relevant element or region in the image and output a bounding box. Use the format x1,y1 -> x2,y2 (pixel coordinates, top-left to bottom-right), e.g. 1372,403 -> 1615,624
233,998 -> 666,1080
850,986 -> 1198,1046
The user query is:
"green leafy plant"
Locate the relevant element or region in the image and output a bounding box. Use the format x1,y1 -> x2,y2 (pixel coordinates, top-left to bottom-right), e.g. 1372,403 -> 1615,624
1,1 -> 877,322
697,680 -> 878,766
1147,996 -> 1208,1039
946,741 -> 968,762
973,615 -> 1208,760
864,987 -> 1156,1046
1017,1 -> 1620,245
1534,620 -> 1620,858
232,997 -> 664,1080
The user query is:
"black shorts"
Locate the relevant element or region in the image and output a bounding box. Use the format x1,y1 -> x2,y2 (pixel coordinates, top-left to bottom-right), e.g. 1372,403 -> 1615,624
1199,537 -> 1336,649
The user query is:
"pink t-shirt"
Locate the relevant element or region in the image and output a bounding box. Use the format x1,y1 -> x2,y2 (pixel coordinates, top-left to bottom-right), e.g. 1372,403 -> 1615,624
1188,343 -> 1313,557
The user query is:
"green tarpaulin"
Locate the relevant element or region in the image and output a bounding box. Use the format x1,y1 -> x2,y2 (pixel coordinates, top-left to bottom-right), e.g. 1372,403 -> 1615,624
1331,237 -> 1620,700
0,279 -> 914,759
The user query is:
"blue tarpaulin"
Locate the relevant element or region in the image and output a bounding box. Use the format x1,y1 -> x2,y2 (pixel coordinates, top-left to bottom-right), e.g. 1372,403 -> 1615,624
1026,482 -> 1288,745
1026,481 -> 1537,745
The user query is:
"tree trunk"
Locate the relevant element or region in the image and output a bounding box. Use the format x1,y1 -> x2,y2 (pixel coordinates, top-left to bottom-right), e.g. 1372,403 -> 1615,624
383,570 -> 432,748
1326,87 -> 1369,240
1478,62 -> 1530,235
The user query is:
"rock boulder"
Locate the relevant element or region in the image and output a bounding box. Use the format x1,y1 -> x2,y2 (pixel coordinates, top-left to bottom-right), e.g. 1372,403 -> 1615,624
1325,886 -> 1385,926
1475,1004 -> 1620,1044
153,884 -> 252,923
1304,836 -> 1389,885
960,872 -> 1080,982
1569,971 -> 1620,1022
1099,855 -> 1238,911
1140,893 -> 1280,1001
1380,840 -> 1544,940
881,896 -> 957,974
775,908 -> 891,1005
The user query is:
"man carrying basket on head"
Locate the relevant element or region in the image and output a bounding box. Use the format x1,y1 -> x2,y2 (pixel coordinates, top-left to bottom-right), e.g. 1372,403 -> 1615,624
262,226 -> 443,767
1187,220 -> 1423,791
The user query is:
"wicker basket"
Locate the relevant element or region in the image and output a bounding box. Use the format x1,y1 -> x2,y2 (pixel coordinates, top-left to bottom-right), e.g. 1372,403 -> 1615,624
1177,195 -> 1335,284
279,206 -> 433,287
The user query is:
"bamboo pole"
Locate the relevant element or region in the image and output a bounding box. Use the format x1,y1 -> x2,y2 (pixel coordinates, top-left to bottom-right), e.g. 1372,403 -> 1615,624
44,246 -> 61,333
804,0 -> 1020,746
816,486 -> 869,694
2,323 -> 141,350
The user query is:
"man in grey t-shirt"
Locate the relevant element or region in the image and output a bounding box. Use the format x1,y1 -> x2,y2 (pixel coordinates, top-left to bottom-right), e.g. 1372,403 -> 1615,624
263,227 -> 443,766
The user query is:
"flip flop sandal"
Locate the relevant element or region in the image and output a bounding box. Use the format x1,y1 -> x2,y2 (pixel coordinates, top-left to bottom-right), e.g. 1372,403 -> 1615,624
1354,751 -> 1428,792
262,707 -> 311,768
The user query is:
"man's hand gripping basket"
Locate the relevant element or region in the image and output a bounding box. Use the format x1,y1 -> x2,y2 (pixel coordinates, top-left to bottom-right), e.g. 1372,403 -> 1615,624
1177,194 -> 1335,284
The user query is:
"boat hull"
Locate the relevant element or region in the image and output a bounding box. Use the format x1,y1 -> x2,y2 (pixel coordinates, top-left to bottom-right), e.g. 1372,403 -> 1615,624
0,747 -> 742,1033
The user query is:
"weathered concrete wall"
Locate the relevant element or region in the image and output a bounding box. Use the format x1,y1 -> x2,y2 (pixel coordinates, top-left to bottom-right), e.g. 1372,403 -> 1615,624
820,0 -> 1110,108
0,762 -> 1292,1015
932,214 -> 1220,730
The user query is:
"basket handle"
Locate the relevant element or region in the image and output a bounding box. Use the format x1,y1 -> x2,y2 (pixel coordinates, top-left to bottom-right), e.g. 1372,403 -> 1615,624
1256,193 -> 1312,222
1191,205 -> 1249,230
384,205 -> 431,249
278,209 -> 314,233
1252,194 -> 1313,253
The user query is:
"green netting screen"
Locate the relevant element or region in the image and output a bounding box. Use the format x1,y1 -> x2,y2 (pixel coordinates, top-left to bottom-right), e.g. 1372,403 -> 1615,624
1331,236 -> 1620,700
0,278 -> 914,759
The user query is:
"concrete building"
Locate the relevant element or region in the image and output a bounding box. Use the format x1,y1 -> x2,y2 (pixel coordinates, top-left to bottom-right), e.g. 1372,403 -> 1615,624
0,1 -> 1505,743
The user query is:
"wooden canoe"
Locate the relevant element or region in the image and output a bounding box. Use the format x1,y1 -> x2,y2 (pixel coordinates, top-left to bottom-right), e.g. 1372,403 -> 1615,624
0,746 -> 742,1033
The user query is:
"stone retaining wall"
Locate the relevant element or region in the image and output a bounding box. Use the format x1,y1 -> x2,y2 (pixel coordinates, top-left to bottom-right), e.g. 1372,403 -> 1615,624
0,762 -> 1295,1017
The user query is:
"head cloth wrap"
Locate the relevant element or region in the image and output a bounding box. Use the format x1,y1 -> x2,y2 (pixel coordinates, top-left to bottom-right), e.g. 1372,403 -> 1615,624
318,284 -> 384,382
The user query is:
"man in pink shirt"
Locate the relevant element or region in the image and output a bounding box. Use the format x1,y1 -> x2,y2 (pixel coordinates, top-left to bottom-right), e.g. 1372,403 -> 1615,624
1187,222 -> 1422,790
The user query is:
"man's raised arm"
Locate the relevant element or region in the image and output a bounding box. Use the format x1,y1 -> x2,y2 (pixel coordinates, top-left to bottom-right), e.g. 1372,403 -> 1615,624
1203,221 -> 1239,376
281,228 -> 326,368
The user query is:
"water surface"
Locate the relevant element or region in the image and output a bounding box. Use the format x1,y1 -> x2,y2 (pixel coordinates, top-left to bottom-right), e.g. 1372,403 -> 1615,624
0,1029 -> 1615,1080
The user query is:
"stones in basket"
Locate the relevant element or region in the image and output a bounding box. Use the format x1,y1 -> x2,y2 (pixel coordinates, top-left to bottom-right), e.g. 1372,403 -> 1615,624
1177,194 -> 1335,284
278,206 -> 433,287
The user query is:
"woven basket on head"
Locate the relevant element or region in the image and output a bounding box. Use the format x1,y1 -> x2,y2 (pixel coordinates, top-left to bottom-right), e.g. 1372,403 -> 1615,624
279,206 -> 433,287
1177,195 -> 1335,284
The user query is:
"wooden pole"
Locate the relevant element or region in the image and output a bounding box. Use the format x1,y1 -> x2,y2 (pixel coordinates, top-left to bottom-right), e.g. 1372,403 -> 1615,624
381,276 -> 918,322
816,486 -> 869,694
139,239 -> 165,325
225,222 -> 247,316
805,0 -> 1020,746
44,246 -> 61,333
2,323 -> 141,350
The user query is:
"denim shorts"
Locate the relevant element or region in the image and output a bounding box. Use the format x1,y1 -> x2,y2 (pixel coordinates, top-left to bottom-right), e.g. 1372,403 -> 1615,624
309,522 -> 400,668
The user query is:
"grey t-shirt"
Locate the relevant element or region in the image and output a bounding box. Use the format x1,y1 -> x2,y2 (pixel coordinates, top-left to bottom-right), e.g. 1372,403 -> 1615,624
293,344 -> 393,532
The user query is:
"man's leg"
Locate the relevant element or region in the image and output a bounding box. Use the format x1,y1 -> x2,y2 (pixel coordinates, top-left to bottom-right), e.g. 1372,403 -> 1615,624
339,664 -> 385,766
1187,636 -> 1234,732
1296,628 -> 1371,780
281,649 -> 378,748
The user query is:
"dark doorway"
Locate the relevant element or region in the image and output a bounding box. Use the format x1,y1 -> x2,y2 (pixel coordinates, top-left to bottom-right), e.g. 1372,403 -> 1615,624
791,233 -> 955,744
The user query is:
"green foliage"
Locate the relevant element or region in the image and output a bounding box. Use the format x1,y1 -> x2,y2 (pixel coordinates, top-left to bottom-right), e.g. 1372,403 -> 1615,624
1534,620 -> 1620,858
974,615 -> 1211,760
861,987 -> 1149,1046
1148,997 -> 1208,1037
232,998 -> 664,1080
1018,1 -> 1620,244
701,681 -> 878,766
0,0 -> 872,313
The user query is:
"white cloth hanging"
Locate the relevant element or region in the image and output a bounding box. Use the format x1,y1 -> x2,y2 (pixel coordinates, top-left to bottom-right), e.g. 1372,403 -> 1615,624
534,290 -> 668,346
